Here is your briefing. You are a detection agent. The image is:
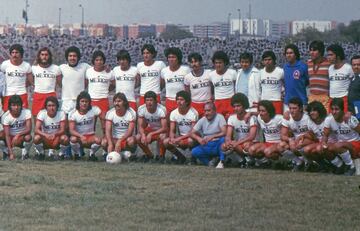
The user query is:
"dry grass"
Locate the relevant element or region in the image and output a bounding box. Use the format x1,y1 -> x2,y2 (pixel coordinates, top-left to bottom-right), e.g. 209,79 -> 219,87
0,159 -> 359,231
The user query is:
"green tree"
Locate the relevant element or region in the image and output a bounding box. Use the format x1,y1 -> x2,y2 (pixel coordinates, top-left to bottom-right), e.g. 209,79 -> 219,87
160,25 -> 193,40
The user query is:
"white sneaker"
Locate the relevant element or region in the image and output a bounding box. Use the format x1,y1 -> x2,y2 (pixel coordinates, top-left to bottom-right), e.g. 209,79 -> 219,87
216,161 -> 224,169
48,149 -> 55,157
123,151 -> 132,160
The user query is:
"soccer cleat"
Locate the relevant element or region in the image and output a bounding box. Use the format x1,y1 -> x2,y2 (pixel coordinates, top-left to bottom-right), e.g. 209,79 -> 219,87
216,161 -> 224,169
88,155 -> 98,162
343,165 -> 356,176
21,154 -> 29,160
73,154 -> 81,161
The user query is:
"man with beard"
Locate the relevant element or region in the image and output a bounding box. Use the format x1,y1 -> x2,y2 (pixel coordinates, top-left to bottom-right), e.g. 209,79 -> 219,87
31,47 -> 61,117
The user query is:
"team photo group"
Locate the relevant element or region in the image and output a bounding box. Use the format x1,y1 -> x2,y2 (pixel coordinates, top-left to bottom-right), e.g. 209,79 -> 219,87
1,40 -> 360,176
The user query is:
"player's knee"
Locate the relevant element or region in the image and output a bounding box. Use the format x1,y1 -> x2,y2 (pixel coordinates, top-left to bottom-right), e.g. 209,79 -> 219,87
33,135 -> 42,144
24,134 -> 32,142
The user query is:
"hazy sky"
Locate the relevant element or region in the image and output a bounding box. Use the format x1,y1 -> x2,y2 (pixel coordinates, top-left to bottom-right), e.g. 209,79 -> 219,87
0,0 -> 359,25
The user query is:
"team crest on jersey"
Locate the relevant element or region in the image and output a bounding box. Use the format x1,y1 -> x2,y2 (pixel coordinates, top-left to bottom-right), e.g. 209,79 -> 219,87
293,70 -> 300,79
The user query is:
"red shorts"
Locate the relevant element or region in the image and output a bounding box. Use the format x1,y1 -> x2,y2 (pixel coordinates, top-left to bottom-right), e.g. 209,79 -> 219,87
139,94 -> 161,106
264,142 -> 279,148
32,92 -> 57,116
3,94 -> 28,111
128,101 -> 137,111
91,98 -> 109,116
42,136 -> 61,149
215,98 -> 233,119
351,141 -> 360,158
113,138 -> 127,149
329,96 -> 348,113
271,101 -> 283,115
144,127 -> 162,142
191,102 -> 205,117
165,98 -> 178,116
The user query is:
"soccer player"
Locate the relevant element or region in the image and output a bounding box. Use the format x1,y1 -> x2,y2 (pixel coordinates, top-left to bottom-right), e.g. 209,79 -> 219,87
283,44 -> 309,108
68,91 -> 102,161
59,46 -> 90,114
222,93 -> 258,166
248,100 -> 283,167
1,95 -> 32,160
33,96 -> 69,160
259,51 -> 284,114
327,44 -> 354,112
137,44 -> 166,105
302,101 -> 335,171
190,102 -> 226,168
280,97 -> 312,171
113,49 -> 139,111
102,93 -> 137,161
1,44 -> 33,110
31,47 -> 61,117
307,41 -> 331,109
348,55 -> 360,118
136,91 -> 167,162
322,98 -> 360,176
184,52 -> 213,117
163,90 -> 198,164
85,50 -> 115,132
235,52 -> 261,112
209,51 -> 236,119
161,47 -> 190,115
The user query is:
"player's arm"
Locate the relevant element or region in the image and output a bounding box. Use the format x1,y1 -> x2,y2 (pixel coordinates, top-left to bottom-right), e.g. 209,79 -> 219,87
174,121 -> 197,142
54,120 -> 66,137
3,125 -> 14,159
69,120 -> 84,139
26,72 -> 34,87
236,125 -> 258,145
148,117 -> 167,137
321,127 -> 331,147
137,116 -> 147,137
160,77 -> 165,91
17,119 -> 32,137
109,79 -> 115,92
118,121 -> 135,143
281,125 -> 293,142
135,73 -> 140,88
225,125 -> 233,143
34,119 -> 48,137
169,121 -> 177,140
105,119 -> 114,152
190,128 -> 203,144
56,74 -> 62,90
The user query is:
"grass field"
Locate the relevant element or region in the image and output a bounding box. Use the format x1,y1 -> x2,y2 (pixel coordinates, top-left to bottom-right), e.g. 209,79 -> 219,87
0,158 -> 359,231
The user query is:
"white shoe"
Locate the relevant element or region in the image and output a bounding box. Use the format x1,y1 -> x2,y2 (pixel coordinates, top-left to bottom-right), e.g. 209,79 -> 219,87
216,161 -> 224,169
122,151 -> 132,160
48,149 -> 55,157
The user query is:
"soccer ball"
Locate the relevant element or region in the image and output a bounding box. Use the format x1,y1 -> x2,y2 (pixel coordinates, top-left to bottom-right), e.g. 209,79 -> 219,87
106,151 -> 122,164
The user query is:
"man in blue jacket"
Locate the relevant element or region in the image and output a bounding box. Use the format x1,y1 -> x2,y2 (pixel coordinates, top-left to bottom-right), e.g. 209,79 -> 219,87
283,44 -> 309,110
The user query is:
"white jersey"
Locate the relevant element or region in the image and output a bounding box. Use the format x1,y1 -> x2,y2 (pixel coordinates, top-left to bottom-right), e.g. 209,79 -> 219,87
36,109 -> 66,134
60,63 -> 90,100
68,106 -> 101,135
324,115 -> 360,142
105,108 -> 136,139
282,113 -> 310,139
86,67 -> 114,99
0,60 -> 32,96
258,114 -> 283,143
32,64 -> 61,93
227,114 -> 259,141
138,104 -> 166,130
184,70 -> 212,103
1,109 -> 31,136
113,66 -> 137,102
137,61 -> 166,95
260,67 -> 284,101
328,63 -> 354,98
161,66 -> 190,99
307,118 -> 337,142
209,68 -> 236,100
170,107 -> 198,135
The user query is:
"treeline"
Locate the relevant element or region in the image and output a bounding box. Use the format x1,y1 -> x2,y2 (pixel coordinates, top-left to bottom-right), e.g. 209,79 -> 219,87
287,19 -> 360,43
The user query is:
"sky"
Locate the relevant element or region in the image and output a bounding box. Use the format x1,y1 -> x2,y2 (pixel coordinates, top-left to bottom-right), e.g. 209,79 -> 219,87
0,0 -> 359,25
